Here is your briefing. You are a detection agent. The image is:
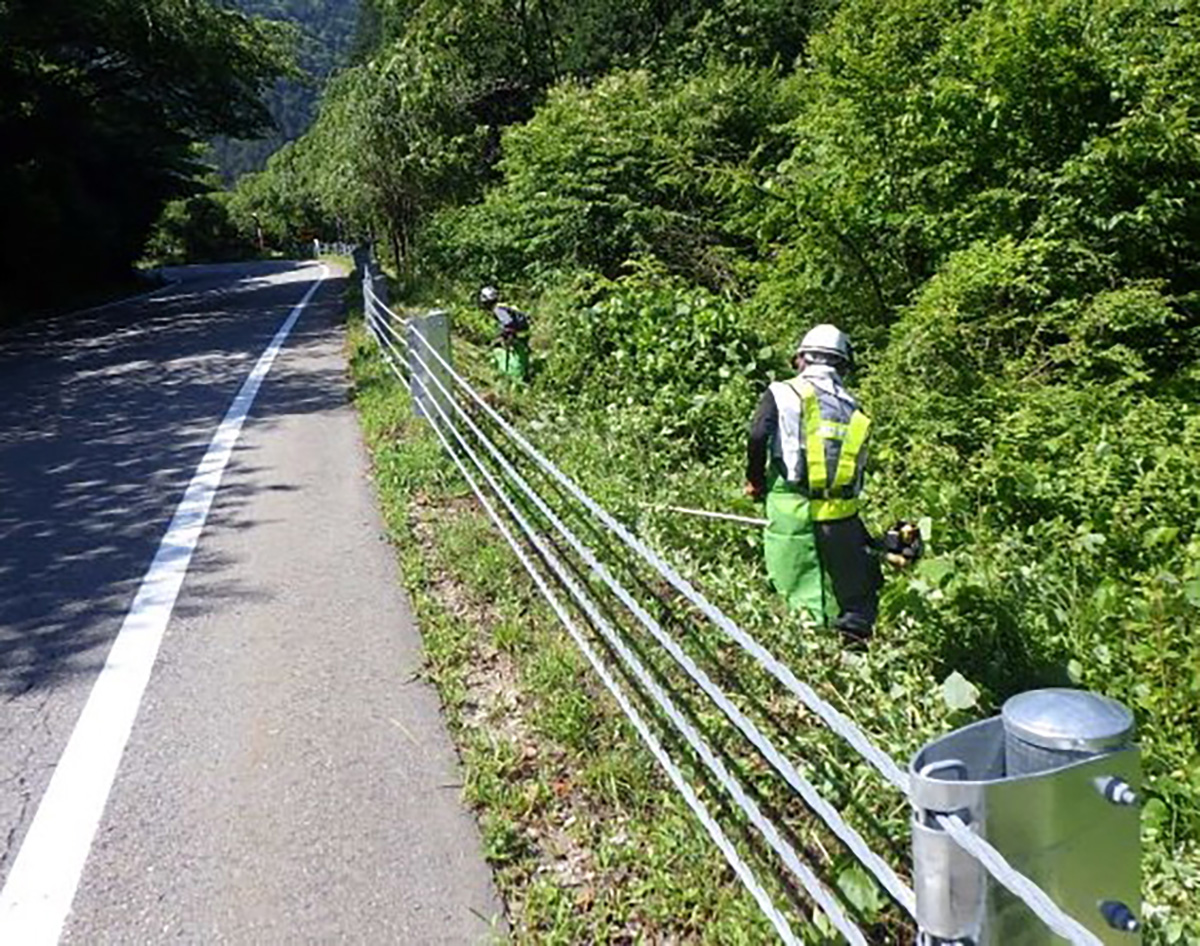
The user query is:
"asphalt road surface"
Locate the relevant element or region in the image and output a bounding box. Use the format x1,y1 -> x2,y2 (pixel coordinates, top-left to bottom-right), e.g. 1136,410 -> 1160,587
0,262 -> 500,943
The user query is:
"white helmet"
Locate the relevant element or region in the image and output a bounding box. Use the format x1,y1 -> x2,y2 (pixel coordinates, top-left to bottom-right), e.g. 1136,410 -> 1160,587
797,324 -> 853,368
479,285 -> 500,306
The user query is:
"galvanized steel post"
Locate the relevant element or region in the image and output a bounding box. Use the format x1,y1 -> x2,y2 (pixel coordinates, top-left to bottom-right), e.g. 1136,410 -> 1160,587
361,260 -> 376,324
371,268 -> 389,313
910,689 -> 1141,944
352,244 -> 370,279
408,309 -> 452,421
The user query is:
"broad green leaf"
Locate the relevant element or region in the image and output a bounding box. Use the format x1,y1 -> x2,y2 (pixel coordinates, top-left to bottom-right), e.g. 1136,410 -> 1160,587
836,864 -> 884,920
1141,797 -> 1168,828
1143,526 -> 1180,549
941,671 -> 980,711
917,516 -> 933,545
916,557 -> 954,587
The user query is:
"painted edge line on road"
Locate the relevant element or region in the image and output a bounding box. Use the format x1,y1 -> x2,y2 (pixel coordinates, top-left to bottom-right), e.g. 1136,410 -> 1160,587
0,265 -> 329,946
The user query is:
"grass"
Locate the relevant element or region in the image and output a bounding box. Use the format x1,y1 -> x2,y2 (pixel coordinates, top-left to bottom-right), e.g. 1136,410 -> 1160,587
346,310 -> 781,942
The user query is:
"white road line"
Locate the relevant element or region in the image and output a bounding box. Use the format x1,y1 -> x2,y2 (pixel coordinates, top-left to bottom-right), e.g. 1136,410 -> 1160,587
0,266 -> 328,945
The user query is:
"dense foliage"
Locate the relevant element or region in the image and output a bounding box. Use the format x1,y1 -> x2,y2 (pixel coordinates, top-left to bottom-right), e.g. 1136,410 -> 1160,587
221,0 -> 834,271
0,0 -> 292,316
252,0 -> 1199,939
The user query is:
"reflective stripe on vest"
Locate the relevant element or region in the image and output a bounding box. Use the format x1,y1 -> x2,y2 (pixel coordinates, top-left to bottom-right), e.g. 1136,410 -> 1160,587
832,410 -> 871,492
809,497 -> 861,521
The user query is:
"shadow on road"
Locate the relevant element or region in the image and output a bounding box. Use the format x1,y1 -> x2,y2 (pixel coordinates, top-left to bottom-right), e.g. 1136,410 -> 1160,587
0,262 -> 348,697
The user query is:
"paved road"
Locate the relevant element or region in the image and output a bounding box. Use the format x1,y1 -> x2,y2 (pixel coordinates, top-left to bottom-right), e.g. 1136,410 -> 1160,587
0,262 -> 500,943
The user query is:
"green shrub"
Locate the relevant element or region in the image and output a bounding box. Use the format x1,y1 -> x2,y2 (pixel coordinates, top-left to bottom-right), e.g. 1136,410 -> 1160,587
531,265 -> 779,465
422,65 -> 792,289
859,232 -> 1200,923
144,191 -> 255,264
337,0 -> 1200,938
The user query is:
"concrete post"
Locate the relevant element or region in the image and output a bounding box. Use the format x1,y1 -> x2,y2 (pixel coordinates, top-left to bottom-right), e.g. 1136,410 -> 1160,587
352,244 -> 370,278
371,270 -> 389,312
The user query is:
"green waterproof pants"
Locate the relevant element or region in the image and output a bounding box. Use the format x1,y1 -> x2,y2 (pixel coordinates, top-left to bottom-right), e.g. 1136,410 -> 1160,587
764,479 -> 837,626
493,338 -> 530,381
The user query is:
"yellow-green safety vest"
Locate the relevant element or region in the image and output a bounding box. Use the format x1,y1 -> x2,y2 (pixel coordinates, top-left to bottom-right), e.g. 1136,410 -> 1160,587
771,377 -> 870,521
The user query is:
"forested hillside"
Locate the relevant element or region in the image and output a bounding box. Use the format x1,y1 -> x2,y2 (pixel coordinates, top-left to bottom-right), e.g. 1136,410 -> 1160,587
231,0 -> 1198,940
210,0 -> 360,181
0,0 -> 293,318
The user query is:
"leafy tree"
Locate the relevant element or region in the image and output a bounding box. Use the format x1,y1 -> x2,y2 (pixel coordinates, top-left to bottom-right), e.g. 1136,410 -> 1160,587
297,39 -> 489,274
224,139 -> 331,252
145,190 -> 255,263
746,0 -> 1200,347
423,65 -> 792,288
0,0 -> 292,315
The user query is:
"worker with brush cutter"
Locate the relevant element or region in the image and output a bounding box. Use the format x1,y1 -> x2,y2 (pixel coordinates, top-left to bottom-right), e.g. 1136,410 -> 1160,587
744,325 -> 883,646
479,285 -> 531,382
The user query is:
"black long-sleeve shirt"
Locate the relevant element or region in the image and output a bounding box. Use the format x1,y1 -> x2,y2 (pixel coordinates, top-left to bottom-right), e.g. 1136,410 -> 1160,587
745,389 -> 777,495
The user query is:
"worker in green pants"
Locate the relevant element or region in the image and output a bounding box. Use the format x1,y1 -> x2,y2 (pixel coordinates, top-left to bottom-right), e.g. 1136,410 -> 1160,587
479,285 -> 531,382
744,325 -> 881,645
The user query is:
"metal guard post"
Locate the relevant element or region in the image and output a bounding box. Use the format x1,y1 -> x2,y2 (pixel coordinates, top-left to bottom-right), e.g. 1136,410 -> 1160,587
408,309 -> 452,421
910,689 -> 1141,944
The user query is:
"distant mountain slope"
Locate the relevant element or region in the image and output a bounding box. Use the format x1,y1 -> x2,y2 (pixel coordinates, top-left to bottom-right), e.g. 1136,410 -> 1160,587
212,0 -> 360,182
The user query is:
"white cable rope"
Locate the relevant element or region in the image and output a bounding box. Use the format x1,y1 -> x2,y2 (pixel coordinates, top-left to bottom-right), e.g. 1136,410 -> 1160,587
376,328 -> 409,373
370,324 -> 411,391
367,307 -> 409,369
372,311 -> 407,346
362,289 -> 381,333
372,345 -> 803,945
369,309 -> 407,354
403,320 -> 911,794
365,288 -> 385,330
357,266 -> 410,340
363,280 -> 380,342
380,352 -> 409,388
398,340 -> 865,944
937,816 -> 1103,946
364,280 -> 407,329
376,300 -> 411,337
400,338 -> 916,917
361,278 -> 411,364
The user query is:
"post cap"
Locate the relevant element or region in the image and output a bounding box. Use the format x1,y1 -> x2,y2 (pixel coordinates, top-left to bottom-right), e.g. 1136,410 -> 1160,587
1002,688 -> 1134,754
